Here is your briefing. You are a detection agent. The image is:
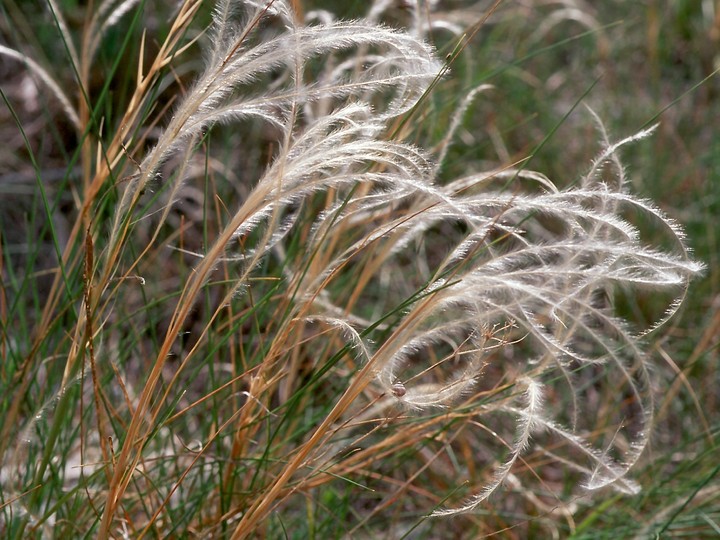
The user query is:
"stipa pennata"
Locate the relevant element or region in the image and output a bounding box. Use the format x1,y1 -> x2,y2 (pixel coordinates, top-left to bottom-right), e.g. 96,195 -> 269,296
0,0 -> 703,535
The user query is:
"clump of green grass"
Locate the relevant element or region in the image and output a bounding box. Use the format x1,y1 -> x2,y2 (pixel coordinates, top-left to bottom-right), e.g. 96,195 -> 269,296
0,1 -> 708,537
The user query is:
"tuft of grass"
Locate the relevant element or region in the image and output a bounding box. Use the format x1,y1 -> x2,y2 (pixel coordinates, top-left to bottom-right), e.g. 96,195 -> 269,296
0,1 -> 714,538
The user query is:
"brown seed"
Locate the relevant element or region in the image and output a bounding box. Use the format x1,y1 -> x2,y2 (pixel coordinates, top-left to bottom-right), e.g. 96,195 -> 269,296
391,382 -> 406,397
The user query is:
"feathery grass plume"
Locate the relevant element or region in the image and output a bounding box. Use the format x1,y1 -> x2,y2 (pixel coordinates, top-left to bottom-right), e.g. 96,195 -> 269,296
107,0 -> 442,254
293,113 -> 703,518
95,0 -> 446,534
283,100 -> 702,512
0,0 -> 704,536
101,0 -> 702,528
